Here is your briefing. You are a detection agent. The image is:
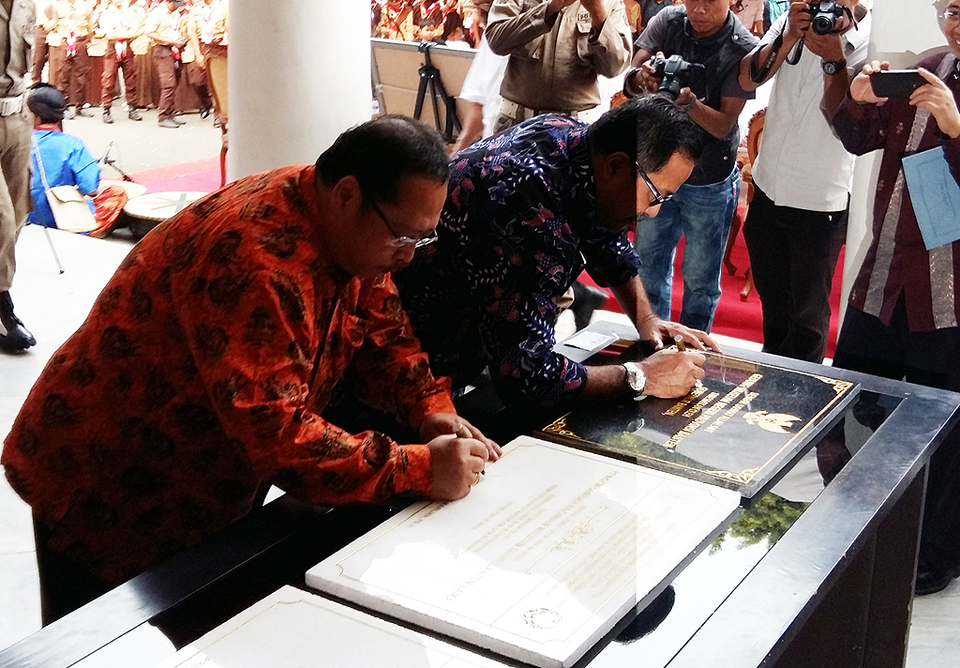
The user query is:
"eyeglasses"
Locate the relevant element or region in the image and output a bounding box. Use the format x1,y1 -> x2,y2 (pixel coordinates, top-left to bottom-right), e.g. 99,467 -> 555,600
940,9 -> 960,25
636,162 -> 672,206
369,200 -> 439,248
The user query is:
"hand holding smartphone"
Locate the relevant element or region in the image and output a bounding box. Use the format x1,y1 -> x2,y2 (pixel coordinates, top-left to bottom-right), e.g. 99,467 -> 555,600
870,70 -> 927,98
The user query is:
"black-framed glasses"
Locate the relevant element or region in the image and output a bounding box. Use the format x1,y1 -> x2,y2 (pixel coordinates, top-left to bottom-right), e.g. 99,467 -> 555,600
636,161 -> 672,206
940,9 -> 960,25
369,200 -> 438,248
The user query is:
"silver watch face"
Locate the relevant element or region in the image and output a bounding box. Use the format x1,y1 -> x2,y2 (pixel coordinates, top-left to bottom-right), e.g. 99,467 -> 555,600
822,59 -> 843,75
624,362 -> 646,393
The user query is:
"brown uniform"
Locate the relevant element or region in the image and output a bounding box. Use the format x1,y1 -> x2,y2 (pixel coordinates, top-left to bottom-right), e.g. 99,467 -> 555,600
44,0 -> 94,107
0,0 -> 35,296
97,0 -> 144,110
144,1 -> 183,121
486,0 -> 631,127
193,0 -> 226,122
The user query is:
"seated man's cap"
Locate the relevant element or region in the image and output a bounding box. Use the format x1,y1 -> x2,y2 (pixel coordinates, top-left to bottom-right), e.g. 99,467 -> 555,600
27,83 -> 66,123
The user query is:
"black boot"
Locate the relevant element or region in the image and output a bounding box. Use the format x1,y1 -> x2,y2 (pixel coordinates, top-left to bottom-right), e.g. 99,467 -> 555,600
0,291 -> 36,352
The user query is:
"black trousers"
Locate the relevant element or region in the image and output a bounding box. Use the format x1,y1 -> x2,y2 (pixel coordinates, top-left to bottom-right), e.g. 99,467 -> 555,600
33,515 -> 113,626
833,302 -> 960,570
33,483 -> 274,626
743,187 -> 847,363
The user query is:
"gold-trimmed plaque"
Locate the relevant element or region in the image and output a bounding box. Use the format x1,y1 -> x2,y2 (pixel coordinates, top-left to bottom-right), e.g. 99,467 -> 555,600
539,352 -> 859,500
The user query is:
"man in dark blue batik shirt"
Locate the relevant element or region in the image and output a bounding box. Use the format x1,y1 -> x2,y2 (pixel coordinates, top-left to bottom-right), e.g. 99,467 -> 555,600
394,96 -> 718,427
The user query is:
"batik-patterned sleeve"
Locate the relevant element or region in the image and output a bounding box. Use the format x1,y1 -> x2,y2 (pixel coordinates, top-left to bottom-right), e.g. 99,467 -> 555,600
452,171 -> 589,410
346,274 -> 456,428
580,227 -> 641,288
168,225 -> 436,506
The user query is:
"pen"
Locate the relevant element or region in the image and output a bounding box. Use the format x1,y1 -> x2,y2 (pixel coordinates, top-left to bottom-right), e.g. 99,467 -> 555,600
674,335 -> 686,352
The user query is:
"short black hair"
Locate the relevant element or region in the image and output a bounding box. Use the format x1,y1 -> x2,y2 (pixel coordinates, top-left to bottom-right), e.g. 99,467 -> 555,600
27,83 -> 66,124
588,94 -> 704,173
316,115 -> 449,205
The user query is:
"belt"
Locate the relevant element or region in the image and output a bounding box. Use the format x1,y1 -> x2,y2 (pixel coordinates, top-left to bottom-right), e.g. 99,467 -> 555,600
0,95 -> 24,117
500,99 -> 578,121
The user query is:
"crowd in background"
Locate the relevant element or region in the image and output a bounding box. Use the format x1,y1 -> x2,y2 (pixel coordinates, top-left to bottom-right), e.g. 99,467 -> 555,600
371,0 -> 791,46
33,0 -> 228,124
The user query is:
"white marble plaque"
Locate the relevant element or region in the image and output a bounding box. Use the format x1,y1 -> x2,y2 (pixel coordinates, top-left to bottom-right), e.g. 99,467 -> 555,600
153,586 -> 508,668
305,436 -> 740,668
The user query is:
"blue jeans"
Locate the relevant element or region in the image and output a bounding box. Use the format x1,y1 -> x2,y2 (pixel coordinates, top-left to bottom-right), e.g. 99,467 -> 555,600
634,168 -> 740,332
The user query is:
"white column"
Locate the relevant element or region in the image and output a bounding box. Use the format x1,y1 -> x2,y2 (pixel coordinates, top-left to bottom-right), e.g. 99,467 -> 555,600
842,4 -> 947,307
229,0 -> 370,180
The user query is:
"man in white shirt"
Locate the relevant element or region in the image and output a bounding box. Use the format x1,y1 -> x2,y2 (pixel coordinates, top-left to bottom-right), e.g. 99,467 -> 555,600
738,0 -> 870,362
448,34 -> 507,153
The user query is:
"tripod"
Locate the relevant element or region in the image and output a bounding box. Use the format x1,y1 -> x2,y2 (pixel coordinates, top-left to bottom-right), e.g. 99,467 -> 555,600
413,42 -> 461,143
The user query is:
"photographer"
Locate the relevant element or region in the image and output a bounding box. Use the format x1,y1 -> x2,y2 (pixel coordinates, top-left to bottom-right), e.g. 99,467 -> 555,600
736,0 -> 869,363
485,0 -> 632,130
829,0 -> 960,595
622,0 -> 758,332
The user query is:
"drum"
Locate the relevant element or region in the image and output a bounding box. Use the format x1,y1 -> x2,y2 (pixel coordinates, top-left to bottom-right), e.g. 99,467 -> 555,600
122,191 -> 210,239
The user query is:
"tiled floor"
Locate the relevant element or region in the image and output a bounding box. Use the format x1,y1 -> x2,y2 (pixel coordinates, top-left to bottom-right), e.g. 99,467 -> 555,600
1,225 -> 958,662
1,226 -> 133,650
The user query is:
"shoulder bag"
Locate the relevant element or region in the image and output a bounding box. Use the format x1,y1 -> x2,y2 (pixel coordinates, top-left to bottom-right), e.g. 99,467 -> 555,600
31,135 -> 98,233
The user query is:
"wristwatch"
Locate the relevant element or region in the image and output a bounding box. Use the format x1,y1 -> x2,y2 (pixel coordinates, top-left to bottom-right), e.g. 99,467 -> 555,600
622,362 -> 647,400
821,57 -> 847,75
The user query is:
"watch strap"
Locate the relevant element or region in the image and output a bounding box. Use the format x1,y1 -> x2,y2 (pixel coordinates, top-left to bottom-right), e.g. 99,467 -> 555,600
822,57 -> 847,75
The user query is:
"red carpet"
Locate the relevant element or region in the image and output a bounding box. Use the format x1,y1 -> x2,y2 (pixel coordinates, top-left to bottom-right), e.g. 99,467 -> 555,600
582,228 -> 844,357
128,157 -> 222,193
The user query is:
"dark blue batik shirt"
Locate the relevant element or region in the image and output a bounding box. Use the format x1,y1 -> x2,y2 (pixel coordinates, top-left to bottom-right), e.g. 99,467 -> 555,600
394,115 -> 641,410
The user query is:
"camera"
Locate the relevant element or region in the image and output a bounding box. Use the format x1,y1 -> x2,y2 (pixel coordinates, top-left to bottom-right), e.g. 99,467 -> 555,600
650,54 -> 705,101
805,0 -> 846,35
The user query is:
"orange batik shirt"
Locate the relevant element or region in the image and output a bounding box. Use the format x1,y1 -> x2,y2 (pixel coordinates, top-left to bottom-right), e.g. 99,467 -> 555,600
2,165 -> 453,583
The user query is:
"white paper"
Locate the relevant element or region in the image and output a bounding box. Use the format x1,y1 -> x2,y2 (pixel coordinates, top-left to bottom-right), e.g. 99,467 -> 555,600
153,586 -> 508,668
306,436 -> 740,668
561,330 -> 618,351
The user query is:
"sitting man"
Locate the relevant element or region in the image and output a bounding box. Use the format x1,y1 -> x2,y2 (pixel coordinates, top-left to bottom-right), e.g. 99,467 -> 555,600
2,115 -> 498,624
623,0 -> 758,331
27,84 -> 100,229
394,95 -> 716,438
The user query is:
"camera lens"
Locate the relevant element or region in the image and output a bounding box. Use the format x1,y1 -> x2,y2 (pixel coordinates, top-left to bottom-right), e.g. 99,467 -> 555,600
811,14 -> 835,34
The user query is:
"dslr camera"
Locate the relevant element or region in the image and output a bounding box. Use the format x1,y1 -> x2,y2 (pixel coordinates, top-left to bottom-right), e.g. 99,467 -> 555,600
650,54 -> 705,100
805,0 -> 846,35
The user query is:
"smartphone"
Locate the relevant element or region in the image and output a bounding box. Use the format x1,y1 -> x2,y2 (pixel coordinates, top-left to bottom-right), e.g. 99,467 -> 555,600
870,70 -> 926,98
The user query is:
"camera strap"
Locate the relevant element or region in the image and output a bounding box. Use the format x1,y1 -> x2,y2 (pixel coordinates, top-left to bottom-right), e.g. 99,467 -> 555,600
749,3 -> 858,84
749,32 -> 785,83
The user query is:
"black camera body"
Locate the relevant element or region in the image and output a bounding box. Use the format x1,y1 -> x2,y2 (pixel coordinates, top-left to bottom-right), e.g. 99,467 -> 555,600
650,54 -> 705,100
805,0 -> 845,35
